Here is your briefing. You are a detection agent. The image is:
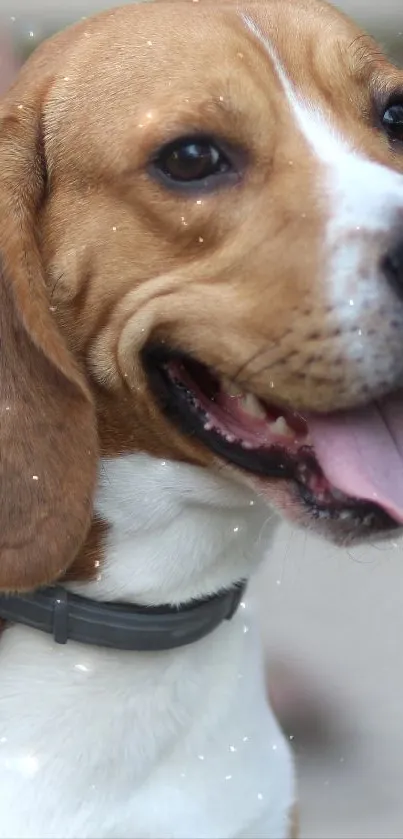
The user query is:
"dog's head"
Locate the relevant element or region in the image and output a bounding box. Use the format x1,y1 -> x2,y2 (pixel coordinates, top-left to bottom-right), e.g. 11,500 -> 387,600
2,0 -> 403,592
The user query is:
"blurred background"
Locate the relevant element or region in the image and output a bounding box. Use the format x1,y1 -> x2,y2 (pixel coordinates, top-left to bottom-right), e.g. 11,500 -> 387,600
2,1 -> 403,837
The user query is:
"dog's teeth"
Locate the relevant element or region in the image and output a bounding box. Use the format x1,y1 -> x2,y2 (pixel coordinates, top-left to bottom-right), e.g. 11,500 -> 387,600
221,377 -> 243,398
240,393 -> 266,420
269,416 -> 294,438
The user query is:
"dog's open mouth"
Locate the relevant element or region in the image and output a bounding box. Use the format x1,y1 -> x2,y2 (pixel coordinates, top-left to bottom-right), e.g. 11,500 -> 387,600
144,347 -> 403,531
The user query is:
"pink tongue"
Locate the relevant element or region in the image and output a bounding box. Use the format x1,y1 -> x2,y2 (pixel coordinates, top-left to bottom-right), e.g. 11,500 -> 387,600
308,392 -> 403,524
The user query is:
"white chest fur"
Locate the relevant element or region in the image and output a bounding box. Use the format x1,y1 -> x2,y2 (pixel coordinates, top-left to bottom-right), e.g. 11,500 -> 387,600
0,455 -> 294,838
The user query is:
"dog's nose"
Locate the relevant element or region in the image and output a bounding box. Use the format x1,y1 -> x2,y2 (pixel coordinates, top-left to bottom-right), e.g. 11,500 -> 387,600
382,238 -> 403,300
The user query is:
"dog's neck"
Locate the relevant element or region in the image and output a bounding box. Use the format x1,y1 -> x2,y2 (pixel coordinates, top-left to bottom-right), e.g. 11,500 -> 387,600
69,453 -> 274,608
0,453 -> 294,839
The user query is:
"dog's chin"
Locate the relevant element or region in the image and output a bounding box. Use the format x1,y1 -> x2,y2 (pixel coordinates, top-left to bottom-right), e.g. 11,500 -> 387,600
142,346 -> 401,546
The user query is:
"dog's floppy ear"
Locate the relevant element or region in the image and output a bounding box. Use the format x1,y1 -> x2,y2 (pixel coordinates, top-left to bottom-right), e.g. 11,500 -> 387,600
0,41 -> 98,592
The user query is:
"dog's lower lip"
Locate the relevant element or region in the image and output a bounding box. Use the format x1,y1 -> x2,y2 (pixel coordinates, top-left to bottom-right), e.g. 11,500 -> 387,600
142,346 -> 398,529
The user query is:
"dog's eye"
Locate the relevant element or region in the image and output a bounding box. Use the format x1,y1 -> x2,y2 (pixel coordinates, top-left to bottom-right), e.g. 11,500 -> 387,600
153,137 -> 232,184
382,102 -> 403,143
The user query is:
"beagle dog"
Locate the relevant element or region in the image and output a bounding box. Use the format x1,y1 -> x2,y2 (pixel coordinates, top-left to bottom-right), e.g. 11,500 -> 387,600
1,0 -> 403,836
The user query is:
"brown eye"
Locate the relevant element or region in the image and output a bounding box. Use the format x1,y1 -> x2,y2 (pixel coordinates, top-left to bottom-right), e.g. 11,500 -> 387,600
382,102 -> 403,143
154,136 -> 232,184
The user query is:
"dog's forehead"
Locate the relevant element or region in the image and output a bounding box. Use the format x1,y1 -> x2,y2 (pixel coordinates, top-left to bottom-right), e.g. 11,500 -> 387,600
47,0 -> 364,108
42,0 -> 395,179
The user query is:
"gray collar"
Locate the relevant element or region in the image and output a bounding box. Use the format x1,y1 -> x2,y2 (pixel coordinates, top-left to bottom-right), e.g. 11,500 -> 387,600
0,582 -> 246,651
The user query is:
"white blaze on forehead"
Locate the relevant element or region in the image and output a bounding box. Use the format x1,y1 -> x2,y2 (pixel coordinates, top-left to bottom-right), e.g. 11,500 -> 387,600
241,14 -> 403,372
242,14 -> 351,164
241,13 -> 403,212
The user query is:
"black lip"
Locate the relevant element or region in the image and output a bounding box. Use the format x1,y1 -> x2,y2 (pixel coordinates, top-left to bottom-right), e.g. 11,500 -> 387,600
142,345 -> 399,531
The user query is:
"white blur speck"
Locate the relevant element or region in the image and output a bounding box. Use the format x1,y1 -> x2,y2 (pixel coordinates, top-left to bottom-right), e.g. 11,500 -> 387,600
74,663 -> 89,673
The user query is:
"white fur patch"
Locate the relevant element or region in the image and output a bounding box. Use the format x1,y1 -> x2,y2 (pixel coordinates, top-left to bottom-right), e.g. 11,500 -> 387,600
74,455 -> 272,606
243,15 -> 403,378
0,455 -> 294,838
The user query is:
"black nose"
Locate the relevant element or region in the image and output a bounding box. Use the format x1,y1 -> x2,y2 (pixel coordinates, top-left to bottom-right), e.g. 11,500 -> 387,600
382,238 -> 403,300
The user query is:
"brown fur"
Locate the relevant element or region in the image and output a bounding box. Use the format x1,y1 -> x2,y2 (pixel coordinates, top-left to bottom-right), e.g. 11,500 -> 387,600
0,0 -> 403,585
3,5 -> 403,834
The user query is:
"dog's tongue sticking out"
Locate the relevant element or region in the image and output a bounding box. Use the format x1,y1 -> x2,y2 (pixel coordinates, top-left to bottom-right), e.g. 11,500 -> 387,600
308,391 -> 403,524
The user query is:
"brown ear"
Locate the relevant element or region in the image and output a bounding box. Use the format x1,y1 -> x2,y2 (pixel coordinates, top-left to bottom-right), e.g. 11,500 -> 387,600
0,40 -> 98,592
